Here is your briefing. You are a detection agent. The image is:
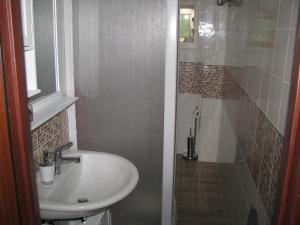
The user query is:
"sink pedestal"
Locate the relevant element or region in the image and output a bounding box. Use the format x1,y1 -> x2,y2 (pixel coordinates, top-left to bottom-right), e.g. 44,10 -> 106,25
49,210 -> 111,225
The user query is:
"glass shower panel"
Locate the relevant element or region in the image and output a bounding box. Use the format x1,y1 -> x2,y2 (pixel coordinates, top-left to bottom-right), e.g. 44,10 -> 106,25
72,1 -> 166,225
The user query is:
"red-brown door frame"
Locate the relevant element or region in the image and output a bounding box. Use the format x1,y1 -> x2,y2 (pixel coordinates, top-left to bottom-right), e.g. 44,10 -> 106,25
0,0 -> 40,224
0,43 -> 21,225
276,3 -> 300,225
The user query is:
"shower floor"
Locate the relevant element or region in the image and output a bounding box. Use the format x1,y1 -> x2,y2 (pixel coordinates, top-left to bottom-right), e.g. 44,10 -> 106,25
175,154 -> 246,225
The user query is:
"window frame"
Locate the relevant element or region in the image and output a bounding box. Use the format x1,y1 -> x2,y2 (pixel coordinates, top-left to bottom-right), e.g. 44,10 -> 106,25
179,4 -> 198,49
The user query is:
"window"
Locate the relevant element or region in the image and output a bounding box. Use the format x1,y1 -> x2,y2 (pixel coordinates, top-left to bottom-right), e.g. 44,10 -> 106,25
180,6 -> 195,43
21,0 -> 40,97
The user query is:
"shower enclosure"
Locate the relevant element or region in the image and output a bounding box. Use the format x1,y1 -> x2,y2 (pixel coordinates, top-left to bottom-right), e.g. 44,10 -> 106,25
72,1 -> 172,225
175,0 -> 299,224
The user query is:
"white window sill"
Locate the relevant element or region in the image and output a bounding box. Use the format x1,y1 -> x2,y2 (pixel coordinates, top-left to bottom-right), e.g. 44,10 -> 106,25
27,89 -> 41,98
30,92 -> 78,130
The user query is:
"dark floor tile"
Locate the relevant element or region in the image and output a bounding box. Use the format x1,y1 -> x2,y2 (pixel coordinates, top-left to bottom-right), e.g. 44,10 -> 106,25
177,207 -> 211,220
176,218 -> 215,225
175,155 -> 248,225
206,198 -> 224,209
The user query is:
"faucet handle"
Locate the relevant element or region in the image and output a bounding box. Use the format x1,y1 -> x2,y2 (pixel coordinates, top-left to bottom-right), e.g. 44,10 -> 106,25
53,142 -> 73,175
53,142 -> 73,162
55,142 -> 73,153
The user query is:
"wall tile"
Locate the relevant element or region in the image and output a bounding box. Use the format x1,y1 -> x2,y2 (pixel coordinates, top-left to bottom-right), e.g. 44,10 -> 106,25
277,0 -> 294,29
267,177 -> 279,219
278,82 -> 291,135
271,30 -> 289,79
178,63 -> 241,99
236,89 -> 286,222
254,110 -> 266,151
250,145 -> 262,188
259,70 -> 272,114
284,29 -> 296,84
246,67 -> 262,103
31,111 -> 69,170
267,75 -> 283,126
225,0 -> 296,135
261,118 -> 276,170
262,43 -> 275,72
261,0 -> 281,30
291,0 -> 299,29
273,132 -> 285,182
259,159 -> 272,213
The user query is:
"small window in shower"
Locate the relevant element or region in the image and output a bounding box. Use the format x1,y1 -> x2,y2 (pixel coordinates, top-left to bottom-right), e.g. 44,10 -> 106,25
179,6 -> 195,43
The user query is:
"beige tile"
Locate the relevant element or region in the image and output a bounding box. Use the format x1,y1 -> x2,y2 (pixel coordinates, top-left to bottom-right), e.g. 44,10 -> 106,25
277,0 -> 294,29
261,0 -> 281,29
246,67 -> 262,103
267,75 -> 283,126
278,82 -> 291,135
291,0 -> 299,28
271,30 -> 289,79
258,70 -> 271,114
283,29 -> 296,83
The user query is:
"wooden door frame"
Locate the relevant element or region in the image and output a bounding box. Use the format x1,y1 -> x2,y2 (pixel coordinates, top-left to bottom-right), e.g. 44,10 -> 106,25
0,0 -> 39,224
276,4 -> 300,225
0,42 -> 21,225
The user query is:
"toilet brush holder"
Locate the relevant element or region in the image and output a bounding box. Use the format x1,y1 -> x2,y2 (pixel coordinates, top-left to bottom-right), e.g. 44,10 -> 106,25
183,136 -> 198,160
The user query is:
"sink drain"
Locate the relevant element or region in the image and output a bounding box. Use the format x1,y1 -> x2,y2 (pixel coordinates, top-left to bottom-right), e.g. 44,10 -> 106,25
77,197 -> 89,203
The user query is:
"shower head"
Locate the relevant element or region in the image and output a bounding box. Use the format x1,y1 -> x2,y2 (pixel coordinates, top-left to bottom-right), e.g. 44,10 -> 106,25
217,0 -> 241,7
217,0 -> 227,6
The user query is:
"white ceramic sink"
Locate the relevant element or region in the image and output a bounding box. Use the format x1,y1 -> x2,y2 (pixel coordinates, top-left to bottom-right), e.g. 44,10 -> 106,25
36,150 -> 139,220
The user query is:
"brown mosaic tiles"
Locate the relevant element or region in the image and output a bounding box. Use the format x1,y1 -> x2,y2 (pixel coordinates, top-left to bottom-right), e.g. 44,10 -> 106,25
254,110 -> 266,151
268,177 -> 279,218
261,119 -> 277,171
250,144 -> 262,188
259,158 -> 272,209
235,93 -> 257,163
178,62 -> 241,99
31,111 -> 69,171
273,133 -> 284,182
236,89 -> 285,223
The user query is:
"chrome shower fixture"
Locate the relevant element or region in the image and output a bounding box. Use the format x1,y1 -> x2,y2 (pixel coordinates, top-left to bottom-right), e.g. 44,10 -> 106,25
217,0 -> 240,7
217,0 -> 227,6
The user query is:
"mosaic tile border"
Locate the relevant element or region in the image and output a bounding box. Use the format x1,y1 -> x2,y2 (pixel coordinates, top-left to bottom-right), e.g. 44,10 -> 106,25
178,62 -> 241,99
236,91 -> 285,222
31,111 -> 69,171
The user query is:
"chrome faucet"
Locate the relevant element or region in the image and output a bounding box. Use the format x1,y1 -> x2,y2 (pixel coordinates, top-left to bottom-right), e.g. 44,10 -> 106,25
54,142 -> 80,175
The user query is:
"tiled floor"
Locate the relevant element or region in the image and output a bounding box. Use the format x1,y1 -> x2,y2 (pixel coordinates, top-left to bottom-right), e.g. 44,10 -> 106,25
175,154 -> 248,225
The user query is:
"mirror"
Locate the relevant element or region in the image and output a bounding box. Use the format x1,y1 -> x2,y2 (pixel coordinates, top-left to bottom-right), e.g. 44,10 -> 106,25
33,0 -> 57,97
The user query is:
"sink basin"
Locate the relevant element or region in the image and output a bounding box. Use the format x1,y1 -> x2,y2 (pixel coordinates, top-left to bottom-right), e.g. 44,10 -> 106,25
36,150 -> 139,220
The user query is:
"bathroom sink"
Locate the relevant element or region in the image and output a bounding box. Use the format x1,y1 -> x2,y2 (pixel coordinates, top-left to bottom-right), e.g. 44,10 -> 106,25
36,150 -> 139,220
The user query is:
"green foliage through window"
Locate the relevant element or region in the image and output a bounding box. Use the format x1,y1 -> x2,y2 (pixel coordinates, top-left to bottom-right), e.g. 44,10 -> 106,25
180,14 -> 191,39
179,7 -> 194,43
